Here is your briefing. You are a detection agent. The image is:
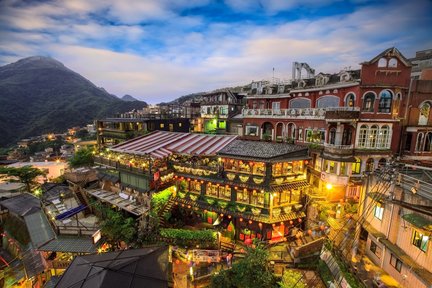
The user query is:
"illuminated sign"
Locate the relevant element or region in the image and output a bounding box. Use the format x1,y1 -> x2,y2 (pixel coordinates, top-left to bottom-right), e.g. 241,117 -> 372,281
92,230 -> 101,244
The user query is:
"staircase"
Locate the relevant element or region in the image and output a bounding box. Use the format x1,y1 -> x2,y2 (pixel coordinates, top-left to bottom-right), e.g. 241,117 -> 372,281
157,197 -> 175,227
220,237 -> 235,252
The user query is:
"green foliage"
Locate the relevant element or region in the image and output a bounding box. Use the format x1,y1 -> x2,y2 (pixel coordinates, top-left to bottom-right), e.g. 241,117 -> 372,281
68,148 -> 94,168
0,165 -> 46,192
28,138 -> 65,154
93,203 -> 137,246
211,241 -> 277,288
279,270 -> 307,288
317,260 -> 333,286
159,228 -> 216,247
151,188 -> 173,214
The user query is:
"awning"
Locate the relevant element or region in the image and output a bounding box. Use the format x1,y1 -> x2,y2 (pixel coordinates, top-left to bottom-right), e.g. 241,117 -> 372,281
55,205 -> 87,221
271,181 -> 309,192
402,213 -> 432,232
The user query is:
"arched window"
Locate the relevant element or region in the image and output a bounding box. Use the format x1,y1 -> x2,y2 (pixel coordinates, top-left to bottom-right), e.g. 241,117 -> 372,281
316,95 -> 339,108
345,93 -> 355,107
388,58 -> 397,68
416,133 -> 424,151
329,128 -> 336,145
366,158 -> 375,172
419,102 -> 431,125
287,123 -> 296,140
378,90 -> 393,113
362,93 -> 375,112
379,125 -> 390,149
425,132 -> 432,152
352,158 -> 361,174
378,58 -> 387,67
358,125 -> 368,148
369,125 -> 378,148
289,98 -> 311,108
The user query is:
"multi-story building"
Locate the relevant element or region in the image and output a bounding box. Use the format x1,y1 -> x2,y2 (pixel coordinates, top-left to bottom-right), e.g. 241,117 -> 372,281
410,49 -> 432,79
196,90 -> 245,135
241,47 -> 412,201
361,166 -> 432,288
91,130 -> 311,242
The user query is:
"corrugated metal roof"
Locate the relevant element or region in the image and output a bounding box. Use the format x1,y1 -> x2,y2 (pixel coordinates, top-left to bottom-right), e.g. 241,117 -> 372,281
24,210 -> 56,248
111,131 -> 237,158
38,236 -> 96,253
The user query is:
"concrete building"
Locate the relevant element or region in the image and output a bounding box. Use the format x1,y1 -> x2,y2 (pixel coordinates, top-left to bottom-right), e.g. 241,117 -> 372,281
8,161 -> 68,182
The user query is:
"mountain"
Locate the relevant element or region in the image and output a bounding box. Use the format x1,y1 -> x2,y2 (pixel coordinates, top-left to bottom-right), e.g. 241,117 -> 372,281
121,94 -> 139,101
0,56 -> 148,147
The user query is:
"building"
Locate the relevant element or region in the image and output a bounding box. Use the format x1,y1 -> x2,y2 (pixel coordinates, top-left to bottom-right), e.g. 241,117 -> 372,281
92,131 -> 311,242
360,166 -> 432,288
241,47 -> 412,200
96,115 -> 191,147
8,161 -> 68,182
195,90 -> 245,135
410,49 -> 432,79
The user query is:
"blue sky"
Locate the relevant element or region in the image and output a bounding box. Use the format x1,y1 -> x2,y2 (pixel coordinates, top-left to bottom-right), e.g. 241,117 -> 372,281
0,0 -> 431,103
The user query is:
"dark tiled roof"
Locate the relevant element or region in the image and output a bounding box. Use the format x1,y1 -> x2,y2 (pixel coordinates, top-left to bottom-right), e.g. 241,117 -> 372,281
218,140 -> 308,160
0,193 -> 40,216
38,236 -> 97,253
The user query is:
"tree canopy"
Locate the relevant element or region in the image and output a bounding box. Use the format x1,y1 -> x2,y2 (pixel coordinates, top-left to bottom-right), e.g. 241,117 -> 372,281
0,165 -> 46,192
68,148 -> 94,168
211,241 -> 277,288
279,270 -> 307,288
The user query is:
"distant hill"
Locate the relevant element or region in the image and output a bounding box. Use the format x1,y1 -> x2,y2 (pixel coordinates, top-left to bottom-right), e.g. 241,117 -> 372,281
0,56 -> 148,147
121,94 -> 139,101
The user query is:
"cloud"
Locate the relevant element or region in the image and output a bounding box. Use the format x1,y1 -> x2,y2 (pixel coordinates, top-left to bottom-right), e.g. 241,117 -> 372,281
0,0 -> 431,103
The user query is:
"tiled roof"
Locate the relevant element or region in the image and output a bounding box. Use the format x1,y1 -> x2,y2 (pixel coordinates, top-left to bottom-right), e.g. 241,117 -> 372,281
218,140 -> 308,160
0,193 -> 40,216
38,236 -> 97,253
111,131 -> 237,158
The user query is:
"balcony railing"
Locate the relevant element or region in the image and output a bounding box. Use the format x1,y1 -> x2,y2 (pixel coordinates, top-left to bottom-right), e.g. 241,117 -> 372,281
242,108 -> 325,119
324,143 -> 354,149
325,107 -> 360,112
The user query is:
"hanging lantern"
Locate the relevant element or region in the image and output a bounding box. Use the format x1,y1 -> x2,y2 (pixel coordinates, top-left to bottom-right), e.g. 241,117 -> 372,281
289,220 -> 293,225
220,213 -> 224,217
175,259 -> 180,265
239,218 -> 243,222
207,259 -> 212,264
272,223 -> 276,227
280,222 -> 284,226
248,220 -> 253,224
228,215 -> 232,219
298,218 -> 302,223
258,222 -> 263,228
308,229 -> 312,235
320,225 -> 325,231
187,205 -> 191,209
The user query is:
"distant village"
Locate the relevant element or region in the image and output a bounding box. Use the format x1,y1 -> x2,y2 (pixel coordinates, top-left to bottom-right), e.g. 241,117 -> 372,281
1,47 -> 432,288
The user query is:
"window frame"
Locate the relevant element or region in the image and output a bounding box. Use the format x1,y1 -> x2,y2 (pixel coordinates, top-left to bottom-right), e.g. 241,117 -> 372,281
374,203 -> 384,220
390,254 -> 402,272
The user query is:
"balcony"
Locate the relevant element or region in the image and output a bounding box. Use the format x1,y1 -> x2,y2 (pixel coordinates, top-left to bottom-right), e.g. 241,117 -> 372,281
325,107 -> 360,121
323,143 -> 354,156
242,108 -> 325,119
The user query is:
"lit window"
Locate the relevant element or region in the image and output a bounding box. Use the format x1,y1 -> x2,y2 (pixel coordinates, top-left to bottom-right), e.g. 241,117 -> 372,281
378,90 -> 392,113
160,123 -> 165,128
358,125 -> 368,148
245,125 -> 258,136
374,203 -> 384,220
370,240 -> 382,258
351,158 -> 361,174
179,123 -> 182,127
390,254 -> 402,272
362,93 -> 375,112
412,230 -> 429,252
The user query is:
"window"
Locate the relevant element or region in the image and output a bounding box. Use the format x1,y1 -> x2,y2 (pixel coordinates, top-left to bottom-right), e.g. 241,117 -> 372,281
374,203 -> 384,220
388,58 -> 397,68
378,58 -> 387,67
405,132 -> 412,151
369,125 -> 378,148
329,128 -> 336,145
245,125 -> 258,136
366,158 -> 374,172
342,128 -> 352,145
370,240 -> 382,258
358,125 -> 368,148
329,161 -> 336,173
378,125 -> 390,149
298,128 -> 303,141
289,98 -> 311,108
390,254 -> 402,272
378,90 -> 392,113
412,230 -> 429,252
272,102 -> 281,110
160,123 -> 165,128
425,133 -> 432,152
352,158 -> 361,174
419,102 -> 431,125
362,93 -> 375,112
317,95 -> 339,108
179,123 -> 182,127
416,133 -> 424,151
340,162 -> 346,176
345,93 -> 355,107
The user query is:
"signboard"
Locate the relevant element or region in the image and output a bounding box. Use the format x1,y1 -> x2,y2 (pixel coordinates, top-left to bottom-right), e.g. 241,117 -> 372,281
189,250 -> 220,263
92,230 -> 101,244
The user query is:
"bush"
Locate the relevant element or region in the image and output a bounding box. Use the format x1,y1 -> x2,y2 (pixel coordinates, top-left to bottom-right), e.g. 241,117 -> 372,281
151,188 -> 173,214
159,228 -> 216,247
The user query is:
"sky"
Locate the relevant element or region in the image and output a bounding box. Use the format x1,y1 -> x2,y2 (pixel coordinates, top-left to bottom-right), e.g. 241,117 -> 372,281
0,0 -> 431,104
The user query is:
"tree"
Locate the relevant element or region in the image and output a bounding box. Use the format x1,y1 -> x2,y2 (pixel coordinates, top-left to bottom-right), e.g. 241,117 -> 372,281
279,270 -> 307,288
68,148 -> 94,168
211,241 -> 277,288
94,202 -> 137,247
0,165 -> 46,192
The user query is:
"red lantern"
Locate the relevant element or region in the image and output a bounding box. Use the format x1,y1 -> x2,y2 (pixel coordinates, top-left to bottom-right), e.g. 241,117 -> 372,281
258,222 -> 263,228
289,220 -> 293,225
175,259 -> 180,265
298,218 -> 302,223
308,229 -> 312,235
207,259 -> 212,264
227,225 -> 232,232
187,205 -> 191,209
304,160 -> 309,165
272,223 -> 276,227
280,222 -> 284,226
228,215 -> 232,219
239,218 -> 243,222
240,248 -> 245,253
249,220 -> 253,224
320,225 -> 325,231
220,213 -> 224,217
244,238 -> 252,245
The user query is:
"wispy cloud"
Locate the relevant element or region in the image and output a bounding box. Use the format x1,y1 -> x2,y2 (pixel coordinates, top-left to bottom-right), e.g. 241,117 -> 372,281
0,0 -> 431,103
